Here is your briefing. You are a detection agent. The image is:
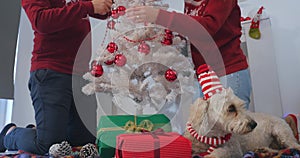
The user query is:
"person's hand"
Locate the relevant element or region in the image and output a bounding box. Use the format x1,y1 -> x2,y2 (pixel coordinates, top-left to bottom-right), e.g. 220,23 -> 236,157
91,0 -> 113,15
126,6 -> 159,24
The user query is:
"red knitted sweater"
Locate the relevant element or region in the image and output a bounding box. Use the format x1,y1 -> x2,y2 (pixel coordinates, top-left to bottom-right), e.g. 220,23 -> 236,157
156,0 -> 248,76
22,0 -> 108,75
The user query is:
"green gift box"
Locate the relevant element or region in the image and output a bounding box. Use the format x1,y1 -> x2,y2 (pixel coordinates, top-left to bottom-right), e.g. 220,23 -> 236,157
96,114 -> 172,158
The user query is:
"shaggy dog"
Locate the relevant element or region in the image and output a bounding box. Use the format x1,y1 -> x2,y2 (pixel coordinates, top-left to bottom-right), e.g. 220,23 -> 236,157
184,88 -> 300,158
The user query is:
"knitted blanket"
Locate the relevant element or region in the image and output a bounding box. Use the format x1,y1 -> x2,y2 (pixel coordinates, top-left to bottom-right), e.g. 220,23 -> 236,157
243,148 -> 300,158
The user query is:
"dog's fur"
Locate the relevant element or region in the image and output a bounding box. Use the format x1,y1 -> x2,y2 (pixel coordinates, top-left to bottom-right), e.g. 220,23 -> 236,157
184,88 -> 300,158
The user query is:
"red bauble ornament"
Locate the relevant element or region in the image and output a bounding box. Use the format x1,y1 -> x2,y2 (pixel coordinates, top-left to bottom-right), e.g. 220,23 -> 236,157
111,9 -> 119,19
91,63 -> 104,77
165,29 -> 172,34
107,20 -> 116,29
164,33 -> 174,40
106,42 -> 118,53
104,60 -> 114,65
138,41 -> 151,55
117,6 -> 126,16
161,38 -> 173,45
165,69 -> 177,82
114,54 -> 127,67
90,60 -> 97,68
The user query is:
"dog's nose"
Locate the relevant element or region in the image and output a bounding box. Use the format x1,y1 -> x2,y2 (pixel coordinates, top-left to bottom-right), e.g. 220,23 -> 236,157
248,120 -> 257,129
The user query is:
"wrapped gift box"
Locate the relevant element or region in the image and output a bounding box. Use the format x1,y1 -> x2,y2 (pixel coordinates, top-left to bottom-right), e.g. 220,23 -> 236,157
96,114 -> 172,158
115,130 -> 192,158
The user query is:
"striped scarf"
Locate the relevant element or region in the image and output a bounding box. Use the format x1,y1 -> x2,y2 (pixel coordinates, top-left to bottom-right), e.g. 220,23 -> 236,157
186,123 -> 232,154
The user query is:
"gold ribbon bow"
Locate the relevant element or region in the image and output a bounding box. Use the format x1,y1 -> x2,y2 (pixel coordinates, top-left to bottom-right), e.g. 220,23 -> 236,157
124,115 -> 154,132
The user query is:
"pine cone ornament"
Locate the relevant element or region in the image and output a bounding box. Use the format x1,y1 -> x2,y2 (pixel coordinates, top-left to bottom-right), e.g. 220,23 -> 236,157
49,141 -> 72,157
79,143 -> 99,158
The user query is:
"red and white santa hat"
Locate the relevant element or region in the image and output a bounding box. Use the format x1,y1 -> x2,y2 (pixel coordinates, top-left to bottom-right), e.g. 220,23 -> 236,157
196,64 -> 224,100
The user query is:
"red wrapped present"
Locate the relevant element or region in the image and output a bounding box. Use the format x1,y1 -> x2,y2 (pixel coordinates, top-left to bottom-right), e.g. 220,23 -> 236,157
115,129 -> 192,158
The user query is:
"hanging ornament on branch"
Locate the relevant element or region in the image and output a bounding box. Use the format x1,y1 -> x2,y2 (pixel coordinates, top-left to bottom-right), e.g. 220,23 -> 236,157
138,41 -> 151,55
117,6 -> 126,16
104,59 -> 114,65
114,54 -> 127,67
111,8 -> 119,19
107,20 -> 116,30
106,42 -> 118,53
90,62 -> 104,77
161,29 -> 173,45
165,68 -> 177,82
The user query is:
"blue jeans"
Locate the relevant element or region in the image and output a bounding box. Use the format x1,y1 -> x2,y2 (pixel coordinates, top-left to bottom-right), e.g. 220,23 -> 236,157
194,69 -> 252,109
4,69 -> 97,155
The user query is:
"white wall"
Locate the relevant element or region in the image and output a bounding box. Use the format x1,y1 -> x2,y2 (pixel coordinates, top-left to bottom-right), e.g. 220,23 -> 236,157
265,0 -> 300,116
239,0 -> 300,116
12,9 -> 35,126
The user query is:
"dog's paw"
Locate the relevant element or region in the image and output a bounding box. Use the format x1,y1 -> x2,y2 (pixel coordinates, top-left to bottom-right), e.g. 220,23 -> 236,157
204,155 -> 216,158
254,147 -> 278,153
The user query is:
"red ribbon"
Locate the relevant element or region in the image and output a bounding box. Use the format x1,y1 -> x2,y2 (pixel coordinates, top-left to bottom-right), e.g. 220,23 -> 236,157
118,128 -> 169,158
141,128 -> 170,158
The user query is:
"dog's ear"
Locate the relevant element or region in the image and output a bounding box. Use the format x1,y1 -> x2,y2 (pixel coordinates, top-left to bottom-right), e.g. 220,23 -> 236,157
224,87 -> 247,110
225,87 -> 239,102
226,87 -> 234,95
225,87 -> 245,102
188,97 -> 209,126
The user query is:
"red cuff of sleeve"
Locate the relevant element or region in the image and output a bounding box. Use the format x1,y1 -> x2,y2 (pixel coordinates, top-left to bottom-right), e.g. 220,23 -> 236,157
82,1 -> 94,15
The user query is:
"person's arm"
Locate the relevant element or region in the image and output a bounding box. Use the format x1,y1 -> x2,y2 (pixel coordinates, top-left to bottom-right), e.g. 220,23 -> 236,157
82,0 -> 109,19
126,0 -> 236,36
126,5 -> 225,71
188,0 -> 236,36
89,12 -> 109,19
22,0 -> 111,34
156,0 -> 236,36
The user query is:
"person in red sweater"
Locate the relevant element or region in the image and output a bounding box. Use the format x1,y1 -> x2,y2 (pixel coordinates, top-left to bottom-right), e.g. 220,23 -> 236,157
126,0 -> 252,109
0,0 -> 112,155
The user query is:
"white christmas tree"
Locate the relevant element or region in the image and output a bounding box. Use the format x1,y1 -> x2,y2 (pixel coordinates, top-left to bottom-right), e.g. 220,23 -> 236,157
82,0 -> 195,116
